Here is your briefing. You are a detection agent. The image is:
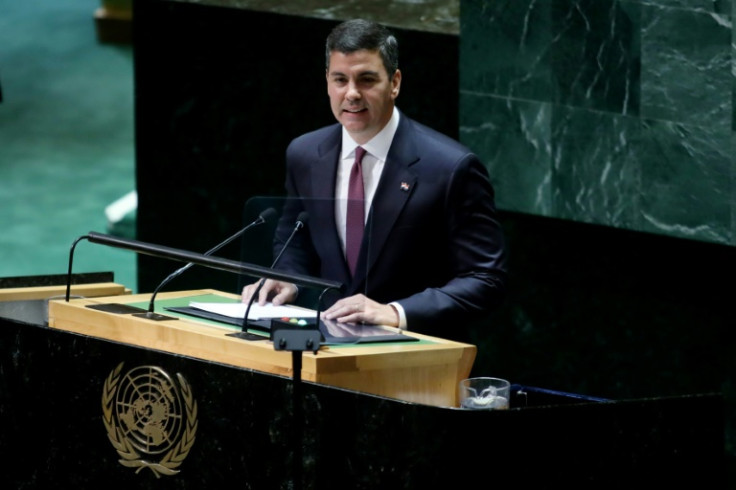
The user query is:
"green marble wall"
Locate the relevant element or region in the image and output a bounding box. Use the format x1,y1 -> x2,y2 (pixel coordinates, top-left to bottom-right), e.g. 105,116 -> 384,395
460,0 -> 735,246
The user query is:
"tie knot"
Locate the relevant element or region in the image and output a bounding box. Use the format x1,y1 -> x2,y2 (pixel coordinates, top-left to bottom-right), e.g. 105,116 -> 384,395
354,146 -> 367,164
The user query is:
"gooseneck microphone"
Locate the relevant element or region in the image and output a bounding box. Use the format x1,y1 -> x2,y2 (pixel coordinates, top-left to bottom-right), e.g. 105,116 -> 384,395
242,211 -> 309,331
141,207 -> 277,319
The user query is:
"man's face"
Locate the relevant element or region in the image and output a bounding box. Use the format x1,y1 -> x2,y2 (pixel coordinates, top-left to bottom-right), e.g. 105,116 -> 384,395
326,49 -> 401,145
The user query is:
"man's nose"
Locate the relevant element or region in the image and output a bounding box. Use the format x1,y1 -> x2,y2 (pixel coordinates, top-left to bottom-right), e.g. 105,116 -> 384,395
346,81 -> 361,100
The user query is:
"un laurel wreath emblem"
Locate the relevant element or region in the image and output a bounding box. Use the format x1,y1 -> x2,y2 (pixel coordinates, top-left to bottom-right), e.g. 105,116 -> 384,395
102,363 -> 198,477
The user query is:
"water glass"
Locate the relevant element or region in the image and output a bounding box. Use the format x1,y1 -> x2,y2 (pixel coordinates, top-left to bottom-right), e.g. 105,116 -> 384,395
459,377 -> 510,410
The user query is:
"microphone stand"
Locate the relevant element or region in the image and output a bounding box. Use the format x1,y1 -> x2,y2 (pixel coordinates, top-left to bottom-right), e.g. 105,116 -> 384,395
267,286 -> 341,490
240,215 -> 305,334
139,208 -> 276,321
269,288 -> 335,490
238,212 -> 338,490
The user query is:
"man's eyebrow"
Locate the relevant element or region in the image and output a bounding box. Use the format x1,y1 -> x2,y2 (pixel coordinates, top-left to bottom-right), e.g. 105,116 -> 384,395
328,70 -> 381,78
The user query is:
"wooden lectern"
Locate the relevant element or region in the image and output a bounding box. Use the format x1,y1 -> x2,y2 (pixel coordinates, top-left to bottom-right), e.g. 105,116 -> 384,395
47,289 -> 476,407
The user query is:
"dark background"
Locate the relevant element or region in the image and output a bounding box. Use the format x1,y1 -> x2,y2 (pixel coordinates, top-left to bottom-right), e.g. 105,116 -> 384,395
132,0 -> 734,474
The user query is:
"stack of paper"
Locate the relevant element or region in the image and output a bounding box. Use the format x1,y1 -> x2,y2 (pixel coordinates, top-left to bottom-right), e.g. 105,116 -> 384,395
189,302 -> 317,320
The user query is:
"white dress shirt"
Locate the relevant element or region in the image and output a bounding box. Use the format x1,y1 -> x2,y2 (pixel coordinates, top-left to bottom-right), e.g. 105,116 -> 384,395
334,108 -> 407,328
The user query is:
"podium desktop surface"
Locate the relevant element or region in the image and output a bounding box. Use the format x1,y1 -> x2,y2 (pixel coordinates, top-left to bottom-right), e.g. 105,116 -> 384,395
47,289 -> 476,407
0,281 -> 129,302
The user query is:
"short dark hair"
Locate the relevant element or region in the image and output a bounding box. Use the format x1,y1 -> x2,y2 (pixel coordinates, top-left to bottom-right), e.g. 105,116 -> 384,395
325,19 -> 399,76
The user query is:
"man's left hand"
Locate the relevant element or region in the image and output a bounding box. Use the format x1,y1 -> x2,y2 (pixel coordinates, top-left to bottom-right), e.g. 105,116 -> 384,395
321,294 -> 399,327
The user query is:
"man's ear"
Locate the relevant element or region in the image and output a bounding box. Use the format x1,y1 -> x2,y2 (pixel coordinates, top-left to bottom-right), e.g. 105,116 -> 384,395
391,69 -> 402,99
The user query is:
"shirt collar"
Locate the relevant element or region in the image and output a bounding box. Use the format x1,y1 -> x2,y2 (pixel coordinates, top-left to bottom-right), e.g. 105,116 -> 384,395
341,107 -> 400,160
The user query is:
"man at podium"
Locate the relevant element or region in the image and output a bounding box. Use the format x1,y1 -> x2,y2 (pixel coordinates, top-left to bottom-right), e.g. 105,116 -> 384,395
242,19 -> 507,340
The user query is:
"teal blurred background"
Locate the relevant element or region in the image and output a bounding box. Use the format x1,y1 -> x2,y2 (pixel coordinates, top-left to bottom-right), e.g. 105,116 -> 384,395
0,0 -> 137,291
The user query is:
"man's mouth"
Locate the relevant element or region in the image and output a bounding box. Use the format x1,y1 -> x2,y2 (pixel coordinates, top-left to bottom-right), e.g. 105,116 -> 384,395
343,108 -> 367,114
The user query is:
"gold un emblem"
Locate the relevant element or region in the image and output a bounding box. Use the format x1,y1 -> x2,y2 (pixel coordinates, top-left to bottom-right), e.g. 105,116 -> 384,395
102,363 -> 198,477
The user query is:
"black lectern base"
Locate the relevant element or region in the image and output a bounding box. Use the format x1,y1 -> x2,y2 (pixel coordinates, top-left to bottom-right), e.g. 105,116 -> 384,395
0,303 -> 725,489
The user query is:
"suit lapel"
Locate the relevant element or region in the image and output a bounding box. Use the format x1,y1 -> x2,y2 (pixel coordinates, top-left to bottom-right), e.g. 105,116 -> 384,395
312,129 -> 341,200
352,116 -> 419,289
310,127 -> 353,284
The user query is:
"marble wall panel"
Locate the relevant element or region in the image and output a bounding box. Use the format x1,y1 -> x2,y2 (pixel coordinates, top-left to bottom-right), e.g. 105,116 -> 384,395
639,119 -> 733,241
461,0 -> 736,246
640,3 -> 731,126
459,0 -> 553,101
550,0 -> 641,115
552,106 -> 641,227
459,93 -> 553,213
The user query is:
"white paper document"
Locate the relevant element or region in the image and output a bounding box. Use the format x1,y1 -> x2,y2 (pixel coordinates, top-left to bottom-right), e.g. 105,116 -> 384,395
189,301 -> 317,320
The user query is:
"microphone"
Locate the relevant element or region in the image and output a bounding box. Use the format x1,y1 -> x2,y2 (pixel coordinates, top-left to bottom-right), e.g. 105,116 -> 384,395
241,211 -> 308,331
140,207 -> 277,320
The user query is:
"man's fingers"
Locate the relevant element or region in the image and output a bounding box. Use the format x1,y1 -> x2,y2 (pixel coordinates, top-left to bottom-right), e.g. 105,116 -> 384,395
271,287 -> 290,306
257,280 -> 272,305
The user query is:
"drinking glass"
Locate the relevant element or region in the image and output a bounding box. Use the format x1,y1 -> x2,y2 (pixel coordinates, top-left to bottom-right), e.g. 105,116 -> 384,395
458,377 -> 510,410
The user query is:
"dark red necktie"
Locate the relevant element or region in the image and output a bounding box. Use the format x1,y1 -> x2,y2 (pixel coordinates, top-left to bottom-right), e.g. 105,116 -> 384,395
345,146 -> 367,276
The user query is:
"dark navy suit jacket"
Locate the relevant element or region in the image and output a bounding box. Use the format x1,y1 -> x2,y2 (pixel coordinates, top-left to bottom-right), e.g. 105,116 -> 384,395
273,112 -> 507,338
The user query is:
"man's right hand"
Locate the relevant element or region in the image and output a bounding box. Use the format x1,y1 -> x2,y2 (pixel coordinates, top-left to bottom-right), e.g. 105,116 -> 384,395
241,279 -> 297,306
